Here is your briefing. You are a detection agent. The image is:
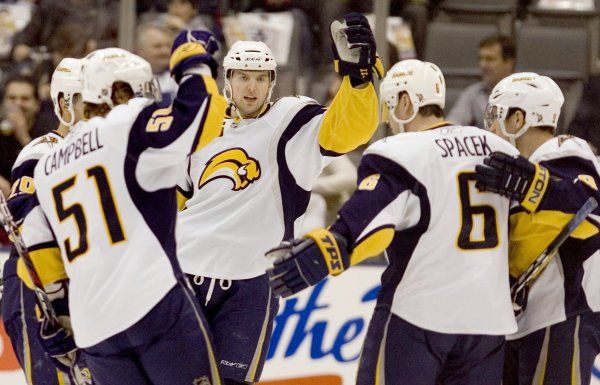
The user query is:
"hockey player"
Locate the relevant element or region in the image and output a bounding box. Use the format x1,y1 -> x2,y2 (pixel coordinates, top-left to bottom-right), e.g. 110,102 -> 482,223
13,31 -> 226,385
175,13 -> 382,385
1,57 -> 92,385
474,72 -> 600,385
266,59 -> 520,385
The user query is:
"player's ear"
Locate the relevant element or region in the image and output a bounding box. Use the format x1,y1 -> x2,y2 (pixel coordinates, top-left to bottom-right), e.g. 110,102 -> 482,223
58,97 -> 67,114
508,109 -> 526,131
394,92 -> 408,120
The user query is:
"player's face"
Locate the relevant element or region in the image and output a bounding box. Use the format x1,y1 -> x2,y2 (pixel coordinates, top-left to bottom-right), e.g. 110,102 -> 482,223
73,94 -> 85,123
3,81 -> 40,122
230,70 -> 271,118
479,44 -> 514,88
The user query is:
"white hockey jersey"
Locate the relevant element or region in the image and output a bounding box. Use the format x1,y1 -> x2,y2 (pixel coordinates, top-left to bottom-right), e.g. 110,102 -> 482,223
507,135 -> 600,339
176,77 -> 379,280
18,73 -> 226,348
329,123 -> 519,335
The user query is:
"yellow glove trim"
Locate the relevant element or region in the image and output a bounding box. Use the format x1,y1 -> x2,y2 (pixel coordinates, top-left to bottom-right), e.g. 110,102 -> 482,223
521,164 -> 550,213
305,228 -> 345,276
169,42 -> 207,71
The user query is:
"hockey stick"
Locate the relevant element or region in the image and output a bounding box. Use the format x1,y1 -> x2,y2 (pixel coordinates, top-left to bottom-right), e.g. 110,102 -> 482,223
0,193 -> 58,322
0,194 -> 88,384
511,196 -> 598,308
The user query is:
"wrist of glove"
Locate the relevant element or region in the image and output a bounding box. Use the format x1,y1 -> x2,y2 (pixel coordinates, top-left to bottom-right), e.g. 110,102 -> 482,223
170,30 -> 219,83
330,12 -> 384,84
38,317 -> 79,373
475,151 -> 551,212
266,228 -> 349,298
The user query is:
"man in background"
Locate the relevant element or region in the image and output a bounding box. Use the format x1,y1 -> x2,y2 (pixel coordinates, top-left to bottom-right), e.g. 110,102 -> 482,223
448,34 -> 515,128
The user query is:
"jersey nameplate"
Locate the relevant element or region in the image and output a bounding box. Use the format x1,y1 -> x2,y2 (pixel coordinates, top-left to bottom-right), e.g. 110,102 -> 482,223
435,135 -> 492,158
44,127 -> 104,175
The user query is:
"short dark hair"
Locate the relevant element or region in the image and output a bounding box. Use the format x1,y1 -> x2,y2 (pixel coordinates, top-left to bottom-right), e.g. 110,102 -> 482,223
420,104 -> 444,118
3,75 -> 39,100
84,81 -> 134,119
479,34 -> 516,61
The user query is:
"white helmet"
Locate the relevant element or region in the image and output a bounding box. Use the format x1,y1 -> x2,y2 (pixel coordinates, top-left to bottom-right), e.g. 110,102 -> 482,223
380,59 -> 445,128
51,58 -> 83,127
485,72 -> 564,140
81,48 -> 159,107
222,41 -> 277,106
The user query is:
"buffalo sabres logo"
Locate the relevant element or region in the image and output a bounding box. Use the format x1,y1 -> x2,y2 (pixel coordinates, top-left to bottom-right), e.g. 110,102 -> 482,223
199,147 -> 261,191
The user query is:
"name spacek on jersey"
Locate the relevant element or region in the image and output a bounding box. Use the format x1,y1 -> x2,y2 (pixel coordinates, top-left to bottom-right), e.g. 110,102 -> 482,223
17,72 -> 226,348
330,124 -> 519,335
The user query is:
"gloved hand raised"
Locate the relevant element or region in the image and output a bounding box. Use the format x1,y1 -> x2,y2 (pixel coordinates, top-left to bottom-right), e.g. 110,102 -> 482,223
170,30 -> 219,82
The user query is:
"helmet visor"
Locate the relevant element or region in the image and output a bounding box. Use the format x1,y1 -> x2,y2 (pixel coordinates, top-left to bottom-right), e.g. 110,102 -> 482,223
484,104 -> 505,130
137,77 -> 162,103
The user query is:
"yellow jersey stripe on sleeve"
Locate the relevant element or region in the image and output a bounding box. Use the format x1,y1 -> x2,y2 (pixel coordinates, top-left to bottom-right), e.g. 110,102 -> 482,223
318,76 -> 378,154
350,227 -> 395,267
509,210 -> 599,277
16,247 -> 66,289
193,75 -> 226,154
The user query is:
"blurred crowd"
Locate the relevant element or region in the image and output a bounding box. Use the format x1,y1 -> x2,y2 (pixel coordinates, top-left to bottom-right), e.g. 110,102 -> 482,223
0,0 -> 599,245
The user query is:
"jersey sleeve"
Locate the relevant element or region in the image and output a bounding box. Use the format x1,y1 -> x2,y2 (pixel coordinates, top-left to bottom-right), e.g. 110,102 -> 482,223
8,135 -> 61,224
329,151 -> 423,266
318,76 -> 378,156
284,77 -> 378,190
133,68 -> 227,191
14,191 -> 66,290
508,150 -> 600,278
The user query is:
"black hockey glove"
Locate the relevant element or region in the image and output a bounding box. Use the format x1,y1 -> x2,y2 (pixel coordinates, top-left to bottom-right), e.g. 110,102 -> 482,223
330,13 -> 384,85
170,30 -> 219,82
475,151 -> 551,212
35,281 -> 80,375
266,229 -> 350,298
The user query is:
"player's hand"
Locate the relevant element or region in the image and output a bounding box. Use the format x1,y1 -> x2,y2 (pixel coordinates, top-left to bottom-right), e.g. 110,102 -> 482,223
170,30 -> 219,82
475,151 -> 551,212
266,228 -> 349,298
37,316 -> 79,374
330,13 -> 384,85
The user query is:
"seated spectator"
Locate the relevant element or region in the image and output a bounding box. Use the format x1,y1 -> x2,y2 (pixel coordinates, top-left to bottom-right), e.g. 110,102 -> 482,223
448,34 -> 515,129
0,75 -> 57,194
568,76 -> 600,153
135,23 -> 178,104
11,0 -> 118,63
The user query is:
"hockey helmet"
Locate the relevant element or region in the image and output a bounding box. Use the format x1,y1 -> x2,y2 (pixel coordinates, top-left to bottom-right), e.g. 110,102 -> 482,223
380,59 -> 445,126
222,41 -> 277,105
51,58 -> 84,127
81,48 -> 160,107
484,72 -> 564,140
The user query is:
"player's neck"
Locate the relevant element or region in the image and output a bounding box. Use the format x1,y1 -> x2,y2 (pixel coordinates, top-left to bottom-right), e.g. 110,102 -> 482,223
405,115 -> 445,133
516,128 -> 554,158
56,123 -> 70,137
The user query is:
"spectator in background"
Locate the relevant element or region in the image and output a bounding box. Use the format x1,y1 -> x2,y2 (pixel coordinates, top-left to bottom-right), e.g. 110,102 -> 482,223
140,0 -> 217,36
568,77 -> 600,153
14,23 -> 91,101
11,0 -> 118,63
448,34 -> 515,128
0,75 -> 57,194
135,23 -> 178,104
